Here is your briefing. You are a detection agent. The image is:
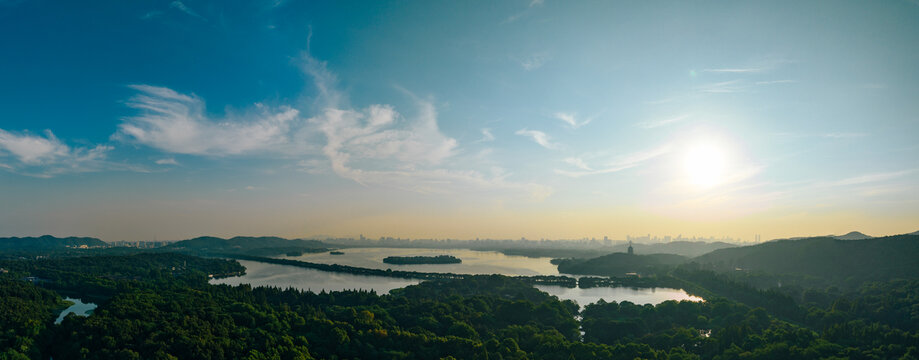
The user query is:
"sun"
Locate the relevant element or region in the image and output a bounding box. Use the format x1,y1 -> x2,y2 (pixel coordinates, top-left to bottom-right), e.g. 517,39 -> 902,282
683,141 -> 727,188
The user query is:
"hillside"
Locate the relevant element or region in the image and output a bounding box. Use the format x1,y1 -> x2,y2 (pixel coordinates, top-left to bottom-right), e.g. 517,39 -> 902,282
693,234 -> 919,285
164,236 -> 330,256
556,253 -> 687,276
500,240 -> 735,259
0,235 -> 106,250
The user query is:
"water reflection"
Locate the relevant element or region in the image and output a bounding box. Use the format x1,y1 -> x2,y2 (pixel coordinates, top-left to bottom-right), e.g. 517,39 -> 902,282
287,248 -> 560,276
535,285 -> 703,308
214,260 -> 702,307
211,260 -> 420,294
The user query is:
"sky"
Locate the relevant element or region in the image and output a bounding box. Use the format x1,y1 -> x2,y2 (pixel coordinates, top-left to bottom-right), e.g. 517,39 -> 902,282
1,0 -> 918,242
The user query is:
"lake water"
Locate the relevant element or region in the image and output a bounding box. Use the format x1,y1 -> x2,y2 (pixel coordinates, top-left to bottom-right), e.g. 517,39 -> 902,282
212,260 -> 421,294
284,247 -> 560,276
213,258 -> 703,307
534,285 -> 703,307
55,297 -> 96,324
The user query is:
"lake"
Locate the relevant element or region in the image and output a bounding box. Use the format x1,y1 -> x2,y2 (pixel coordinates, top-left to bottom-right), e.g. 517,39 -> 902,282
534,285 -> 703,308
55,297 -> 96,324
212,260 -> 421,294
213,258 -> 703,307
284,247 -> 560,276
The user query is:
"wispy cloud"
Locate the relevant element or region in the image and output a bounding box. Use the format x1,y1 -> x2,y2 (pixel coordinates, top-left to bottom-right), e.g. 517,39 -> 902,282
169,1 -> 205,20
755,79 -> 798,85
555,145 -> 671,178
313,103 -> 457,173
478,128 -> 495,142
155,158 -> 179,165
115,84 -> 299,156
521,53 -> 549,71
141,11 -> 164,20
703,68 -> 764,74
563,157 -> 592,171
823,132 -> 868,139
301,52 -> 550,199
554,112 -> 591,129
515,129 -> 557,149
636,114 -> 689,129
828,170 -> 915,187
0,129 -> 71,164
703,58 -> 794,75
503,0 -> 544,23
0,129 -> 119,177
696,80 -> 746,94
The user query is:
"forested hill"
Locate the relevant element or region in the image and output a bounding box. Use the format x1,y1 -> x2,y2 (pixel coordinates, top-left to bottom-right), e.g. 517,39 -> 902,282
613,241 -> 736,258
556,253 -> 687,276
693,234 -> 919,284
163,236 -> 330,256
0,235 -> 105,250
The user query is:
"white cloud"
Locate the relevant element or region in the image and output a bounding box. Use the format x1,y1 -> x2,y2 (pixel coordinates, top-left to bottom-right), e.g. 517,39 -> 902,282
169,1 -> 204,20
823,132 -> 868,139
141,11 -> 164,20
563,157 -> 592,171
478,128 -> 495,142
300,52 -> 550,199
703,68 -> 764,73
755,79 -> 798,85
313,102 -> 457,174
503,0 -> 544,23
515,128 -> 557,149
828,170 -> 915,187
0,129 -> 70,164
116,84 -> 299,156
554,112 -> 591,129
521,53 -> 549,71
0,129 -> 117,177
637,114 -> 689,129
311,105 -> 549,199
696,80 -> 746,94
155,158 -> 179,165
555,145 -> 671,178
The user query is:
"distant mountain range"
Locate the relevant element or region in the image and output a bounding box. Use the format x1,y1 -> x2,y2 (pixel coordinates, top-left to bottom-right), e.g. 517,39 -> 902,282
0,235 -> 106,250
163,236 -> 330,256
772,230 -> 874,241
610,241 -> 736,258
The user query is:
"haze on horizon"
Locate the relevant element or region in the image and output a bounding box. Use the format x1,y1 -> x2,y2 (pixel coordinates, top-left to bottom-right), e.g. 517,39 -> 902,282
1,1 -> 917,243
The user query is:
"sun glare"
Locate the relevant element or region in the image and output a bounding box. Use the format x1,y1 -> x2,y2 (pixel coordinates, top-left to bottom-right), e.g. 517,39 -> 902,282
683,141 -> 727,188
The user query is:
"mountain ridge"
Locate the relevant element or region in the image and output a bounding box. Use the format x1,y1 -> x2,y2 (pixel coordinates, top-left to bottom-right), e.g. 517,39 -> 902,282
692,234 -> 919,287
0,235 -> 106,249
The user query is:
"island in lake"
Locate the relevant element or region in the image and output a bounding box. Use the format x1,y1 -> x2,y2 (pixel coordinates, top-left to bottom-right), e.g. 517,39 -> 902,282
329,251 -> 345,255
383,255 -> 461,265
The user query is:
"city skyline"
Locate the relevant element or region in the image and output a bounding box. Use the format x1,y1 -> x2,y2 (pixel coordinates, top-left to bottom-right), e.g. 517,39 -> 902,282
1,1 -> 918,242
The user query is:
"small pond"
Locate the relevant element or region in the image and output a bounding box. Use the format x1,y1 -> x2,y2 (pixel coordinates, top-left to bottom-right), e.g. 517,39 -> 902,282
55,297 -> 97,324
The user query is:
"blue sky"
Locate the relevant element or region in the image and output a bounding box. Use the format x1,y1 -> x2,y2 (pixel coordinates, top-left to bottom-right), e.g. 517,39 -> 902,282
1,0 -> 917,242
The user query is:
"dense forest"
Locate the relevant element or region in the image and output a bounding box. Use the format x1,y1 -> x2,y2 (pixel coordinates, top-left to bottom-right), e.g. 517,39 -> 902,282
1,234 -> 918,359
